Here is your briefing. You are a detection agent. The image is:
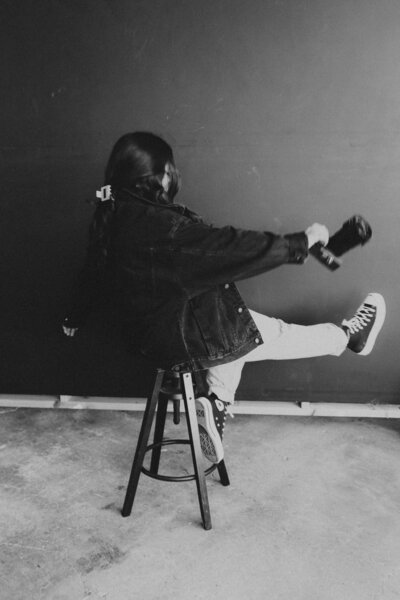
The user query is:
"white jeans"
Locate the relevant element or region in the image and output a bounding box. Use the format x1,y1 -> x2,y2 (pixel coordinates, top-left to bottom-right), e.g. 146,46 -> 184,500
206,310 -> 349,404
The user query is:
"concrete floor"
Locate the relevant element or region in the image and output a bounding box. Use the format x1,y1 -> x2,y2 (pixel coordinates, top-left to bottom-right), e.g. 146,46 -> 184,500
1,408 -> 400,600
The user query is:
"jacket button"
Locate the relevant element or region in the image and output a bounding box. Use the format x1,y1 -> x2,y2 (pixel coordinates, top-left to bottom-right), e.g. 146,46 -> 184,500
255,337 -> 260,344
237,307 -> 243,313
224,284 -> 230,289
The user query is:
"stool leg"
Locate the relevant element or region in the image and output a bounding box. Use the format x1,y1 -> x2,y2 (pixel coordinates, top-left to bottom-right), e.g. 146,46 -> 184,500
121,369 -> 164,517
172,398 -> 181,425
217,460 -> 230,486
149,396 -> 168,475
181,371 -> 212,530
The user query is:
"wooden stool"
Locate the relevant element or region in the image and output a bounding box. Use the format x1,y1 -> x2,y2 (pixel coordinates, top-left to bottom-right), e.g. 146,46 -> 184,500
121,368 -> 230,529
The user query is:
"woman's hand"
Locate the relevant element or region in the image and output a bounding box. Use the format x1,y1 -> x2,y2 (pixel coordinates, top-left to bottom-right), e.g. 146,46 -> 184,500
62,325 -> 79,337
305,223 -> 329,249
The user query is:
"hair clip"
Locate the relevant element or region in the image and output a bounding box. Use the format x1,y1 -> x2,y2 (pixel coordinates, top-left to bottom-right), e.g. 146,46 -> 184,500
96,185 -> 112,202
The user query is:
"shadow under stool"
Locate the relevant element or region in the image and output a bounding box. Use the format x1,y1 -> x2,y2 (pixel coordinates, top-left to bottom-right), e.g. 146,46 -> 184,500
121,368 -> 230,530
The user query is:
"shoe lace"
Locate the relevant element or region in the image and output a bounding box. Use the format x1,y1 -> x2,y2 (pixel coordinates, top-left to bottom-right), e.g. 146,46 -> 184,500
214,399 -> 231,434
345,304 -> 375,334
217,400 -> 235,419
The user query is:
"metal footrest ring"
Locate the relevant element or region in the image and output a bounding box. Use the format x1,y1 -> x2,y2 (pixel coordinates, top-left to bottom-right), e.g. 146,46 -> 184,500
142,438 -> 218,482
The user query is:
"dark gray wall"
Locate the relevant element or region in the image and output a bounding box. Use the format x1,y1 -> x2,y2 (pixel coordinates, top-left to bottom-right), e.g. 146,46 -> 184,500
1,0 -> 398,401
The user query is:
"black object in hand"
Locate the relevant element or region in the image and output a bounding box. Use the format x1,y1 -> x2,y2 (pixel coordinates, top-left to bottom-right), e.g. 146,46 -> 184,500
310,215 -> 372,271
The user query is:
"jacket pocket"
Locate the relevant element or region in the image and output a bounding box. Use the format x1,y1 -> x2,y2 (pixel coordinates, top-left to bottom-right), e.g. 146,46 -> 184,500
188,291 -> 238,360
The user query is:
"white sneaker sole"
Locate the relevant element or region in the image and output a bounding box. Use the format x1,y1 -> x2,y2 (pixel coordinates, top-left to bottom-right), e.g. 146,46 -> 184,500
358,292 -> 386,356
195,397 -> 224,464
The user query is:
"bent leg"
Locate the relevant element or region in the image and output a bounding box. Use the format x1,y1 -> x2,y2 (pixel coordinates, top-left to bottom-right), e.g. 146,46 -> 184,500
206,357 -> 246,405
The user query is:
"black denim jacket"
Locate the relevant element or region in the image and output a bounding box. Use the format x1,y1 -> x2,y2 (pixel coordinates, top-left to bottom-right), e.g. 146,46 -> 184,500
66,189 -> 308,370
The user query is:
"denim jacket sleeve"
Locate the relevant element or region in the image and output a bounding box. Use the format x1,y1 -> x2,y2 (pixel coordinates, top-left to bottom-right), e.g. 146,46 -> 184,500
171,220 -> 308,297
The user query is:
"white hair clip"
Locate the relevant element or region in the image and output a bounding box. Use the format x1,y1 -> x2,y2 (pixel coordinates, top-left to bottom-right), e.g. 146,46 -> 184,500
96,185 -> 112,202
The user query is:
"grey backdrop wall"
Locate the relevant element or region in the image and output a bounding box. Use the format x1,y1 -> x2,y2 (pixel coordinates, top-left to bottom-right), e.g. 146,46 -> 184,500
1,0 -> 399,401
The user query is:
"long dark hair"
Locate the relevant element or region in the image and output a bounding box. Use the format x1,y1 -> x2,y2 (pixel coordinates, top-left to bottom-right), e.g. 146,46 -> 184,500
88,132 -> 181,268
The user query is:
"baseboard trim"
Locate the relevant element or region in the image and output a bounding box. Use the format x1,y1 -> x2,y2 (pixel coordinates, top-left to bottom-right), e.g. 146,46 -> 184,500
0,394 -> 400,419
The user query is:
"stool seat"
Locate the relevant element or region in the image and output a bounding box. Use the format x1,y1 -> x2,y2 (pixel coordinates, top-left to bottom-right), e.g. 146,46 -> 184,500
121,368 -> 230,530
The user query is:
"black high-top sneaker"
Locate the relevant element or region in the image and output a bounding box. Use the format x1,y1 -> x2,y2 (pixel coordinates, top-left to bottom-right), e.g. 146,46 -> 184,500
342,293 -> 386,355
195,394 -> 228,464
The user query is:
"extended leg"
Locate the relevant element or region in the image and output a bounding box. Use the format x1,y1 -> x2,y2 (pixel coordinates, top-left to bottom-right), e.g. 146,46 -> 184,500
207,313 -> 348,404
